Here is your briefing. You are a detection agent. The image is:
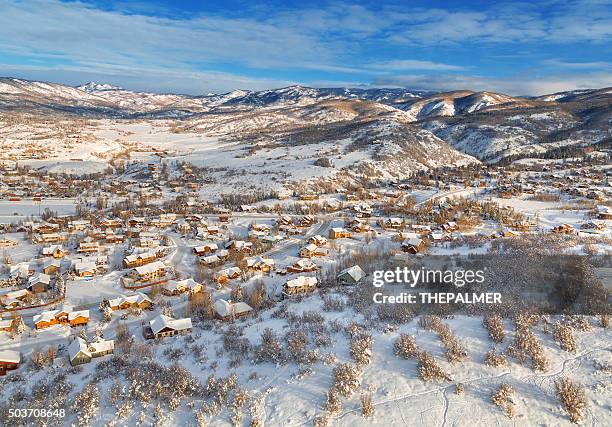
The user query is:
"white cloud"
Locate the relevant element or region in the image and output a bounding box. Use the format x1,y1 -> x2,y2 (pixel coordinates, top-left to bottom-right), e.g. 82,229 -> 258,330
369,60 -> 465,71
373,72 -> 612,96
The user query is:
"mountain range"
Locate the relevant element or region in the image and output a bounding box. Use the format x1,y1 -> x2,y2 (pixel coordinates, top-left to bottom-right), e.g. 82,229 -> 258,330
0,77 -> 610,165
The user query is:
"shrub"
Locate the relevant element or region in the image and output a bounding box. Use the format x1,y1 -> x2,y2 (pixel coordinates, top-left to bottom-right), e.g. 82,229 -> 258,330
360,392 -> 374,417
332,363 -> 361,397
491,383 -> 515,418
417,352 -> 450,382
420,315 -> 468,363
553,322 -> 577,352
483,314 -> 506,343
555,377 -> 587,424
350,334 -> 373,365
254,328 -> 286,364
484,350 -> 508,367
394,334 -> 418,359
324,388 -> 342,415
455,383 -> 464,396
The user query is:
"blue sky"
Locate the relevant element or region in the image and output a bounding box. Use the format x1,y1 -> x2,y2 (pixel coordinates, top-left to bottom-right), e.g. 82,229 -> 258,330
0,0 -> 611,95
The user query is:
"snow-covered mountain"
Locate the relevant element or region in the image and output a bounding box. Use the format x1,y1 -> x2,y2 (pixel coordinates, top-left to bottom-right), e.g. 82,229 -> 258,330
0,77 -> 610,164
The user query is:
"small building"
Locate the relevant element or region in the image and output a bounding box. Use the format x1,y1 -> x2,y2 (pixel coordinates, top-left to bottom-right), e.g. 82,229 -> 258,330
597,205 -> 612,220
130,261 -> 166,283
27,273 -> 51,293
213,299 -> 253,321
299,243 -> 328,258
283,276 -> 317,296
68,310 -> 90,327
0,350 -> 20,376
108,292 -> 153,311
401,238 -> 425,254
123,251 -> 159,268
299,215 -> 316,227
144,315 -> 192,339
337,265 -> 366,285
193,243 -> 218,256
329,227 -> 350,239
68,337 -> 115,366
246,256 -> 275,273
43,258 -> 61,275
215,267 -> 242,285
308,235 -> 328,246
77,241 -> 100,254
287,259 -> 318,273
42,245 -> 65,259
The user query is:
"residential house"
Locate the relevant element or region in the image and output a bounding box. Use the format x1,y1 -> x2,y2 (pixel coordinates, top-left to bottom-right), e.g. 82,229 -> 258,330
123,251 -> 159,268
287,259 -> 318,273
27,273 -> 51,293
337,265 -> 366,285
108,293 -> 153,311
42,258 -> 61,275
68,310 -> 90,327
144,314 -> 192,339
0,237 -> 18,247
329,227 -> 350,239
246,256 -> 275,273
299,215 -> 315,227
77,240 -> 100,254
213,299 -> 253,321
193,243 -> 218,256
162,278 -> 203,296
225,240 -> 253,254
42,245 -> 65,258
215,267 -> 242,285
308,235 -> 328,246
130,261 -> 166,283
0,350 -> 20,376
299,243 -> 328,258
68,337 -> 115,366
283,276 -> 317,296
401,238 -> 425,254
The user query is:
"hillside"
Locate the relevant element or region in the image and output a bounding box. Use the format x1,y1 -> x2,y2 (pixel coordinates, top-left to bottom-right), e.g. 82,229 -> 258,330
0,77 -> 610,166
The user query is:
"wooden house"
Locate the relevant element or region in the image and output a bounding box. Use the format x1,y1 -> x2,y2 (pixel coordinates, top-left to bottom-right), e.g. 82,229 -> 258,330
0,350 -> 20,376
213,299 -> 253,321
68,337 -> 114,366
337,265 -> 366,285
123,251 -> 159,268
42,245 -> 65,258
144,315 -> 192,339
287,259 -> 318,273
246,256 -> 275,273
299,243 -> 328,258
27,273 -> 51,293
329,227 -> 350,239
283,276 -> 317,296
130,261 -> 166,282
43,258 -> 61,275
215,267 -> 242,285
401,238 -> 425,254
193,243 -> 218,256
68,310 -> 90,327
299,215 -> 316,227
108,293 -> 153,311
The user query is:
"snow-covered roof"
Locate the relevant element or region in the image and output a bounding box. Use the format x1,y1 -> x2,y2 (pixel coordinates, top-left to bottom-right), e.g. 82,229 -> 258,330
213,299 -> 253,317
402,238 -> 424,247
68,337 -> 90,361
134,261 -> 166,275
88,339 -> 114,354
0,349 -> 20,364
286,276 -> 318,288
108,292 -> 151,307
149,314 -> 192,335
68,310 -> 90,320
338,265 -> 365,282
